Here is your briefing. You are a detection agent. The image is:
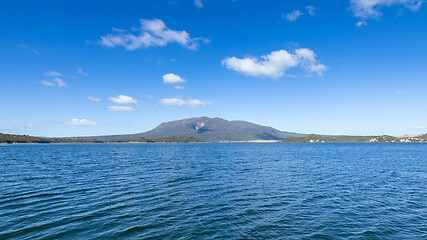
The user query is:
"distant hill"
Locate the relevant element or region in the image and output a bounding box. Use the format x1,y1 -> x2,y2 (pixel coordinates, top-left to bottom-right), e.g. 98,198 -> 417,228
0,133 -> 203,144
283,134 -> 426,143
0,133 -> 102,143
82,117 -> 304,142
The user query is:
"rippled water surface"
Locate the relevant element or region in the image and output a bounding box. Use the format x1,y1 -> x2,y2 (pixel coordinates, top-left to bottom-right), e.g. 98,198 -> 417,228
0,143 -> 426,239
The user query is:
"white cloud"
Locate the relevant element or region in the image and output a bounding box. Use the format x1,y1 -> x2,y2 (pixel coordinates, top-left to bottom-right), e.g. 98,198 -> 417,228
52,78 -> 66,87
64,118 -> 97,126
286,10 -> 303,21
159,98 -> 212,107
195,0 -> 203,8
21,44 -> 39,55
88,96 -> 101,102
394,91 -> 407,95
77,67 -> 89,76
350,0 -> 424,19
108,106 -> 136,111
410,126 -> 426,129
306,5 -> 316,16
142,94 -> 154,98
108,95 -> 138,105
295,48 -> 329,74
174,86 -> 185,89
222,48 -> 327,78
112,27 -> 126,33
163,73 -> 186,84
41,80 -> 55,86
41,78 -> 66,87
24,124 -> 35,128
99,19 -> 206,50
356,21 -> 368,26
0,126 -> 15,132
43,71 -> 63,77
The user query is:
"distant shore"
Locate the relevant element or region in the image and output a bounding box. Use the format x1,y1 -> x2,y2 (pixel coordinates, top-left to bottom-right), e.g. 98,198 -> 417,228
2,132 -> 427,144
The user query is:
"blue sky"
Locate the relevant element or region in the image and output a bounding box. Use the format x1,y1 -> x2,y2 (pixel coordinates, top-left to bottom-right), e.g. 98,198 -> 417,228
1,0 -> 426,137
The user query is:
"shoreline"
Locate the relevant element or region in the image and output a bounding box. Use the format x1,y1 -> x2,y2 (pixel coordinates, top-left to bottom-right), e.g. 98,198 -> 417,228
2,141 -> 427,145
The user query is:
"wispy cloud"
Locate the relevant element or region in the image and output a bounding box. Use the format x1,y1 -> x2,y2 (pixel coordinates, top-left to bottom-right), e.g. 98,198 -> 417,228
394,91 -> 407,95
108,95 -> 138,105
41,80 -> 55,86
41,77 -> 66,87
410,126 -> 427,130
112,27 -> 126,33
108,106 -> 136,111
1,124 -> 36,132
20,44 -> 39,55
195,0 -> 203,8
52,78 -> 66,87
163,73 -> 186,85
306,5 -> 316,16
286,10 -> 303,22
356,21 -> 368,27
99,19 -> 207,50
350,0 -> 424,19
159,98 -> 212,107
222,48 -> 327,78
284,6 -> 316,22
43,71 -> 63,77
64,118 -> 97,126
77,67 -> 89,76
88,96 -> 101,102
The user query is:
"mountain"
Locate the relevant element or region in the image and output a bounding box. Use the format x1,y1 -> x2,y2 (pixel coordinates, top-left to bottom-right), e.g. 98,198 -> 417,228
83,117 -> 304,142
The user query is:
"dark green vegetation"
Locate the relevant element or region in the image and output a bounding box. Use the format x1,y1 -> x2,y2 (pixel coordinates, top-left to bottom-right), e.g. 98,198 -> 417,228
327,135 -> 397,143
0,133 -> 50,143
0,133 -> 203,144
283,134 -> 328,143
0,133 -> 103,143
283,134 -> 426,143
79,117 -> 304,142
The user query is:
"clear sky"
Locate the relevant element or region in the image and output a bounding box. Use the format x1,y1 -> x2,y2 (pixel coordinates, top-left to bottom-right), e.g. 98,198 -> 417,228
1,0 -> 426,137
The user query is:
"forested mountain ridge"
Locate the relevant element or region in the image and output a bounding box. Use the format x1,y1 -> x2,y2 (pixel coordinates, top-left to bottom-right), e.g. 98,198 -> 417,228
79,117 -> 304,142
0,133 -> 203,144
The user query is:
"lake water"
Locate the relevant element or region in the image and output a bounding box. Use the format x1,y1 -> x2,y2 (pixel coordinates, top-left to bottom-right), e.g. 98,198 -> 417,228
0,143 -> 426,239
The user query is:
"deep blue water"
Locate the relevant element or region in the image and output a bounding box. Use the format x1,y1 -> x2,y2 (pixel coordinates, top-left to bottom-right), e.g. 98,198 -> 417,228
0,143 -> 426,239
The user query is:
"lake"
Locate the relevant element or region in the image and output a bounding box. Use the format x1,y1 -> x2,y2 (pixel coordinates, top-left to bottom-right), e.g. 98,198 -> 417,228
0,143 -> 426,239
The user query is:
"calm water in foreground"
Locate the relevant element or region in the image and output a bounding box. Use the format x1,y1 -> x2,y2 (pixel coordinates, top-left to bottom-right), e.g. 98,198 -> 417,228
0,143 -> 426,239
